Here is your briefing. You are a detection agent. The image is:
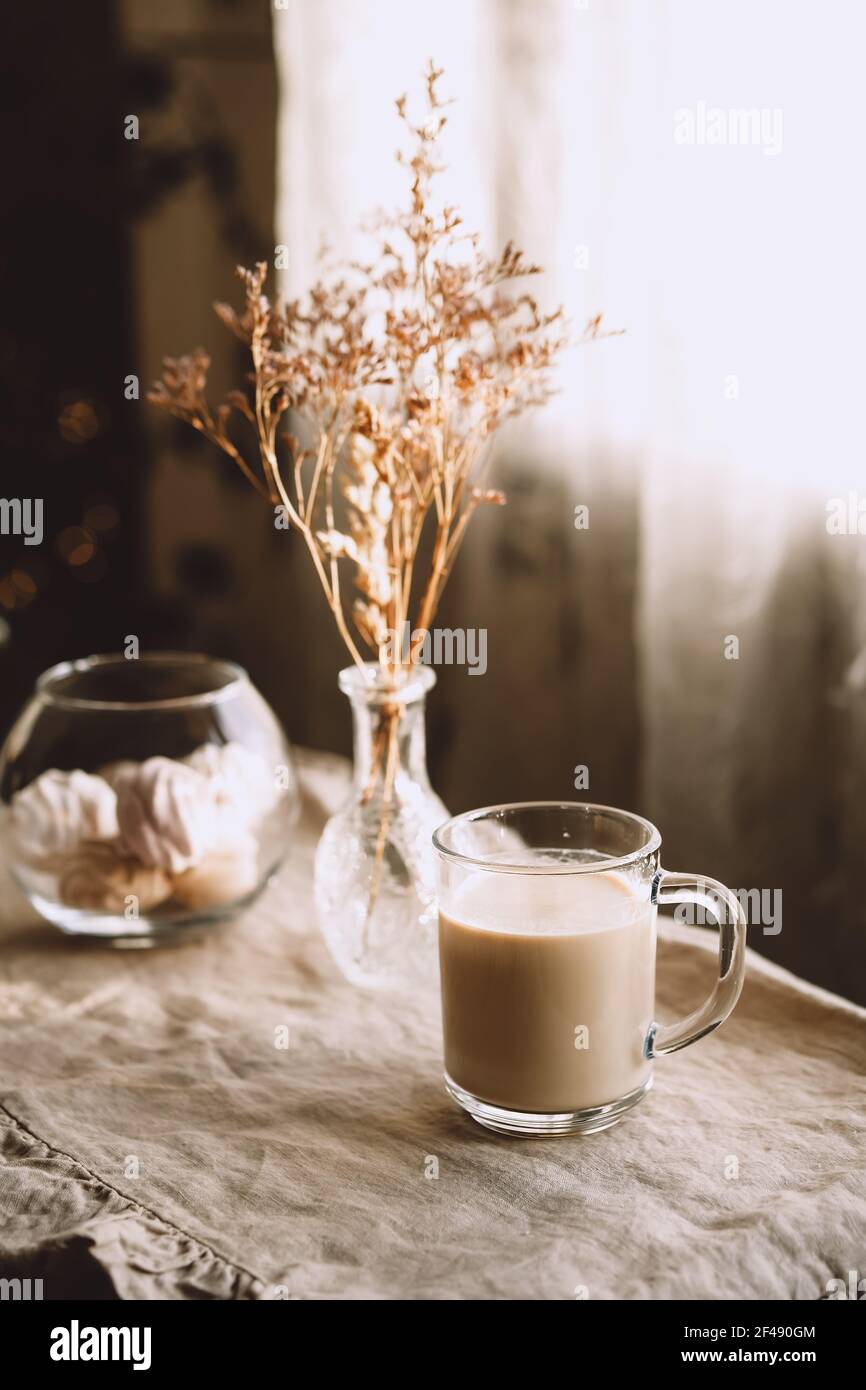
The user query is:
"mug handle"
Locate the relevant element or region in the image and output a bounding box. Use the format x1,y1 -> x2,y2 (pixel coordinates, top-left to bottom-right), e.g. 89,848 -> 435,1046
645,869 -> 747,1058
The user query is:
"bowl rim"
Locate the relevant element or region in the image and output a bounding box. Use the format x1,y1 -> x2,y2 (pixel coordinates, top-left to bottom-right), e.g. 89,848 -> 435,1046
35,652 -> 249,712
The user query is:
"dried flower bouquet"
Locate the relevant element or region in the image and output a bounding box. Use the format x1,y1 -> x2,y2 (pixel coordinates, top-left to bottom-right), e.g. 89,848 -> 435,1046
149,63 -> 602,921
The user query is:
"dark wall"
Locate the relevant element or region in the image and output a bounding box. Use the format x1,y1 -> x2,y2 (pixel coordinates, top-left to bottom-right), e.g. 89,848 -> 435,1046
0,1 -> 276,737
0,4 -> 143,721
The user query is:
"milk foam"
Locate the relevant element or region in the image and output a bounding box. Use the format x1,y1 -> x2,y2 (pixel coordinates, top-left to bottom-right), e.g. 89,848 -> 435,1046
450,865 -> 648,936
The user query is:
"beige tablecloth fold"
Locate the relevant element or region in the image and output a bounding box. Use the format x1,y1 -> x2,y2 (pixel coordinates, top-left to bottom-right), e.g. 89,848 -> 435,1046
1,750 -> 864,1300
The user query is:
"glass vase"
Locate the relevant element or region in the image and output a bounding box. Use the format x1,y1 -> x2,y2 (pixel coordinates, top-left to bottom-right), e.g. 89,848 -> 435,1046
314,663 -> 448,988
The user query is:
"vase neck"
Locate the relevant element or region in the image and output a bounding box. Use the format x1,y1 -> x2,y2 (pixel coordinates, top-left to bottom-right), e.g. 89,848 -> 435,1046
339,665 -> 435,795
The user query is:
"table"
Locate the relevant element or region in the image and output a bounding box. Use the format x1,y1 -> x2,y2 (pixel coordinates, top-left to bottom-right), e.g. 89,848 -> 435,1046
1,750 -> 864,1300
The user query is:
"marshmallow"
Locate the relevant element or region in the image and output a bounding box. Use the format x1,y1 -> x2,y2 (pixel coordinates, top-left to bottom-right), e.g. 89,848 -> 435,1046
114,757 -> 229,873
10,769 -> 118,864
58,840 -> 172,913
171,838 -> 260,909
184,742 -> 280,827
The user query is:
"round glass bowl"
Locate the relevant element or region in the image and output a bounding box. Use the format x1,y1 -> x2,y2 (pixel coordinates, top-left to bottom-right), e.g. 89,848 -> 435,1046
0,653 -> 299,946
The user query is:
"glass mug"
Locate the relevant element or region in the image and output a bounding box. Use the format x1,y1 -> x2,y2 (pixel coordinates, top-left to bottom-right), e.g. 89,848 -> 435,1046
433,802 -> 747,1136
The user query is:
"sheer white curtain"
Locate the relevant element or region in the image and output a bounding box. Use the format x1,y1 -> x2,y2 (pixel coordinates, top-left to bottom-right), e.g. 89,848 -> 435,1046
274,0 -> 866,998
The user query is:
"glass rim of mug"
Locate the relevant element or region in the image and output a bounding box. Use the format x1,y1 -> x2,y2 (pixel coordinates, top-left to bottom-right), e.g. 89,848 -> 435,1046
35,652 -> 249,713
432,800 -> 662,876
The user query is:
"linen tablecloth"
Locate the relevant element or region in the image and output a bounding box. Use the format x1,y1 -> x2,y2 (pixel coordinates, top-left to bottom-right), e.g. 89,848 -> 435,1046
1,750 -> 864,1300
